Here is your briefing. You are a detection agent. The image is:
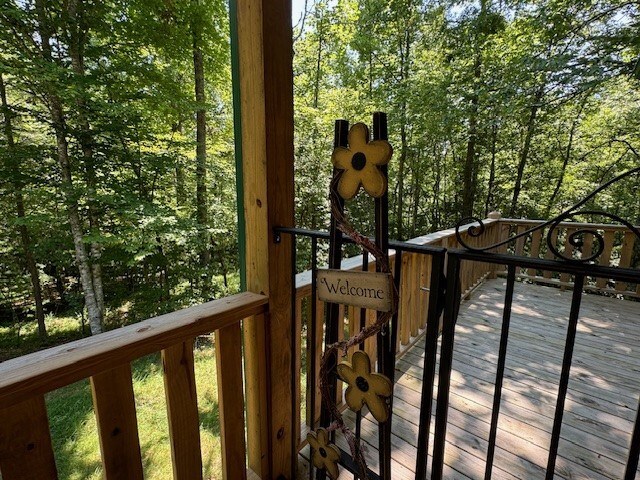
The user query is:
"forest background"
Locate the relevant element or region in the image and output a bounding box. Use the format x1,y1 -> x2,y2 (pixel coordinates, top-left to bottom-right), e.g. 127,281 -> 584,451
1,0 -> 639,356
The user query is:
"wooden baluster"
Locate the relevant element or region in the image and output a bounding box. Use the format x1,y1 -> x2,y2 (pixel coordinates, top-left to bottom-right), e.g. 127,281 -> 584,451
497,223 -> 510,255
420,254 -> 431,330
527,225 -> 543,277
216,322 -> 247,480
0,395 -> 58,480
579,231 -> 595,287
244,313 -> 269,477
335,305 -> 345,405
581,231 -> 594,261
459,234 -> 470,294
347,305 -> 357,357
473,233 -> 480,286
305,299 -> 314,429
399,251 -> 412,346
514,224 -> 527,279
560,228 -> 576,285
314,300 -> 324,426
616,231 -> 636,292
361,258 -> 374,359
543,228 -> 559,280
410,254 -> 420,338
162,340 -> 203,480
365,308 -> 377,363
295,296 -> 303,445
91,364 -> 144,480
514,225 -> 526,256
596,230 -> 616,290
494,222 -> 510,278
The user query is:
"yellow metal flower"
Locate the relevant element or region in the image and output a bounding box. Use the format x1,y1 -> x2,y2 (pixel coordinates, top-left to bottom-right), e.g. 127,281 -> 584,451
337,350 -> 393,422
331,123 -> 393,199
307,428 -> 340,479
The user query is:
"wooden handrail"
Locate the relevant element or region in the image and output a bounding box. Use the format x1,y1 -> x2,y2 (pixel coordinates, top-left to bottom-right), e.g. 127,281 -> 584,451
0,291 -> 268,410
292,218 -> 503,443
494,218 -> 639,297
0,291 -> 268,480
501,217 -> 639,231
292,216 -> 639,447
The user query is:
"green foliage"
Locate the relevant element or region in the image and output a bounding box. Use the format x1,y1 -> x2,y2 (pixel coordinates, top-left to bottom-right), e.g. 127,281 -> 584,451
0,0 -> 238,331
292,0 -> 640,245
1,0 -> 639,341
45,347 -> 223,479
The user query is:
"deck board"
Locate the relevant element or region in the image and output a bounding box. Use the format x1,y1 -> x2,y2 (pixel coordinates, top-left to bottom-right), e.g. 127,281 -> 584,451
299,279 -> 640,479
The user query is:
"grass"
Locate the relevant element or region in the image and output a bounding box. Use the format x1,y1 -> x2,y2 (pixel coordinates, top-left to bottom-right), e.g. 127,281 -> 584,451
1,283 -> 312,479
45,347 -> 223,480
1,314 -> 224,479
0,313 -> 91,362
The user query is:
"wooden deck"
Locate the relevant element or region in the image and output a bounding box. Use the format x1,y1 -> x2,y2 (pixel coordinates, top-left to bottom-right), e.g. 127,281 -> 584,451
300,278 -> 640,479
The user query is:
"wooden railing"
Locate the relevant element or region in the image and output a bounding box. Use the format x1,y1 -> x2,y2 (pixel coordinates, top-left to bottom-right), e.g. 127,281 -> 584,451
0,292 -> 268,480
293,216 -> 503,444
293,216 -> 640,447
496,218 -> 640,297
2,218 -> 635,478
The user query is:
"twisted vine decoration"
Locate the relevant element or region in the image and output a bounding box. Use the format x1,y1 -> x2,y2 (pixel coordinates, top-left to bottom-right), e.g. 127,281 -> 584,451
316,175 -> 398,479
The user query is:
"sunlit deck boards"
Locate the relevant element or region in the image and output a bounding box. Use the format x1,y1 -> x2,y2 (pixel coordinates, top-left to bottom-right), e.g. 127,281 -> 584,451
299,278 -> 640,479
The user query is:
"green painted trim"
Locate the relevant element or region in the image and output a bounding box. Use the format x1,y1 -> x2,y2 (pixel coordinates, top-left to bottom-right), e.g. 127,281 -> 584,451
229,0 -> 247,291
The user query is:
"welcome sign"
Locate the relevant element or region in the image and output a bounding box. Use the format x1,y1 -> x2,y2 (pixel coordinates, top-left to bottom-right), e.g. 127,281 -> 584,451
316,269 -> 394,312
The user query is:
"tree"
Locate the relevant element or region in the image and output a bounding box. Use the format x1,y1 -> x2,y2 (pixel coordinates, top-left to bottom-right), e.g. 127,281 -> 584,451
0,71 -> 46,338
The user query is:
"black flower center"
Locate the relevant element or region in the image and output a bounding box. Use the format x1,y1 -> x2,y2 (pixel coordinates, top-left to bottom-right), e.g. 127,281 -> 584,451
319,447 -> 327,458
355,376 -> 370,392
351,152 -> 367,171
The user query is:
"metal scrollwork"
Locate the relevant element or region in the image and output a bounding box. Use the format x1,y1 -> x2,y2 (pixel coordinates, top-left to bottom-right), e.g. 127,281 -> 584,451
455,167 -> 640,263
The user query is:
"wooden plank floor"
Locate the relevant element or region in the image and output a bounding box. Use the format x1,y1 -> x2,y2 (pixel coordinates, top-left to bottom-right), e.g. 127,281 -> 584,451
299,279 -> 640,479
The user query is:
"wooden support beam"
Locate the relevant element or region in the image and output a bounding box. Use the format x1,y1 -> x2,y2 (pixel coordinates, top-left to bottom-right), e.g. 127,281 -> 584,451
90,364 -> 144,480
162,340 -> 203,480
233,0 -> 295,477
0,396 -> 58,480
216,322 -> 248,479
243,314 -> 270,476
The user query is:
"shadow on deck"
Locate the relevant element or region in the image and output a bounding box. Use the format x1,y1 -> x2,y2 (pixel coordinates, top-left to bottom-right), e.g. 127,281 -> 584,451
300,279 -> 640,479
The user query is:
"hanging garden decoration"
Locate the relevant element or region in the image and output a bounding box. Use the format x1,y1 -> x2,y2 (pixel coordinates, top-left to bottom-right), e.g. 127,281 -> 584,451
308,117 -> 398,480
338,350 -> 393,423
306,428 -> 341,479
331,122 -> 392,200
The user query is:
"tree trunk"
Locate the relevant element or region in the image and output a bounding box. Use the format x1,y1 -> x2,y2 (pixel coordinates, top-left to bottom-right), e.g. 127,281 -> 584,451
431,144 -> 442,231
462,43 -> 483,218
396,122 -> 407,239
510,85 -> 544,216
410,150 -> 420,238
395,28 -> 412,240
462,95 -> 478,219
192,7 -> 210,268
546,96 -> 588,216
0,73 -> 47,338
485,123 -> 498,217
35,0 -> 102,334
172,123 -> 187,206
313,4 -> 323,110
68,0 -> 105,322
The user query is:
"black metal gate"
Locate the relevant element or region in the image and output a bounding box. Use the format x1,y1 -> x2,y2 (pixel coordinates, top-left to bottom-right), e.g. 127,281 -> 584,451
278,139 -> 640,478
430,169 -> 640,480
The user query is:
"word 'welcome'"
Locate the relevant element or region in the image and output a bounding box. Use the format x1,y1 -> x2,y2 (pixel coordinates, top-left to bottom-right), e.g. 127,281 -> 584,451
316,269 -> 393,312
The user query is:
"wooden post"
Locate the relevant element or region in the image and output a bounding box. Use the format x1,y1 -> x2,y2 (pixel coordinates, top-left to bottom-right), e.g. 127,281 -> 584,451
162,340 -> 203,480
0,396 -> 58,480
216,323 -> 248,480
232,0 -> 295,477
90,364 -> 144,480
